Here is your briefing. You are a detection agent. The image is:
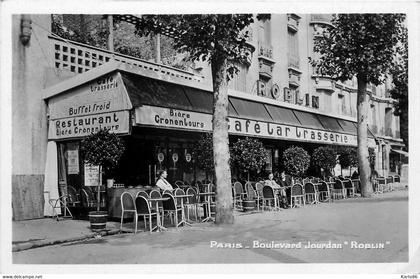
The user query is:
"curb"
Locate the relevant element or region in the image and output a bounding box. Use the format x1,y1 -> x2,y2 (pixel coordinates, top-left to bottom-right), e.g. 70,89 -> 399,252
12,228 -> 121,252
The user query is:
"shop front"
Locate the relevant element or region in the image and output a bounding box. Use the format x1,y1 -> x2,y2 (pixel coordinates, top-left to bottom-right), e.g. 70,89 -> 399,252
43,63 -> 377,217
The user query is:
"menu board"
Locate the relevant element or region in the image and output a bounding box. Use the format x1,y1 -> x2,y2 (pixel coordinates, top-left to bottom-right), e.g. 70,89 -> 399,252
67,150 -> 79,174
84,164 -> 101,186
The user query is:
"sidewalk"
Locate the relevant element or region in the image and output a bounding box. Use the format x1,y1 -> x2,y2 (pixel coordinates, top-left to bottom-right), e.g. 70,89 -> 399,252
12,185 -> 408,254
12,218 -> 122,252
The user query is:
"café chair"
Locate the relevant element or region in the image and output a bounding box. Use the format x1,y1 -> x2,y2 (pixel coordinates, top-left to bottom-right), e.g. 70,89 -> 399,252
135,196 -> 158,233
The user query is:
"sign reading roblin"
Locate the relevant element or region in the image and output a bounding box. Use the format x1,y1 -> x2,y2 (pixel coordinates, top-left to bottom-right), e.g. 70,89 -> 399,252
135,105 -> 374,147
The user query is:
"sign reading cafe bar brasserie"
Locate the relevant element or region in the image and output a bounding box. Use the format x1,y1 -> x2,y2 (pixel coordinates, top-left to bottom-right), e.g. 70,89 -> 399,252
135,105 -> 363,147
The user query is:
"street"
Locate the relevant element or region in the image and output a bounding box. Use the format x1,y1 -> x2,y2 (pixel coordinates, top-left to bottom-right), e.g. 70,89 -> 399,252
13,190 -> 408,264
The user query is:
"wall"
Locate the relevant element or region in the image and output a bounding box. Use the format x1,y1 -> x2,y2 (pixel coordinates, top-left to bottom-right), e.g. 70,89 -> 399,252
12,15 -> 55,220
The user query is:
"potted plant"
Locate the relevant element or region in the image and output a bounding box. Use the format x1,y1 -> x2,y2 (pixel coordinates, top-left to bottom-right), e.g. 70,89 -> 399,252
282,146 -> 311,180
312,146 -> 337,180
80,128 -> 125,231
231,137 -> 267,211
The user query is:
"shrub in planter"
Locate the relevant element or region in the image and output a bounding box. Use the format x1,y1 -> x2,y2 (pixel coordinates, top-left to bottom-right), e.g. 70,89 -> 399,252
312,146 -> 336,180
282,146 -> 310,178
80,129 -> 125,231
231,137 -> 268,182
338,147 -> 358,176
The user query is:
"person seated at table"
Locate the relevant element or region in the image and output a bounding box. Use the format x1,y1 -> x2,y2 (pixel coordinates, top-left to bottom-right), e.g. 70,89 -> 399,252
265,173 -> 286,195
156,170 -> 173,191
279,171 -> 293,187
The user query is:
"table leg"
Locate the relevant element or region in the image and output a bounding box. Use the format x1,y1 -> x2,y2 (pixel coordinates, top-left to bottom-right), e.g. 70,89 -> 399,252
154,203 -> 166,232
201,196 -> 214,223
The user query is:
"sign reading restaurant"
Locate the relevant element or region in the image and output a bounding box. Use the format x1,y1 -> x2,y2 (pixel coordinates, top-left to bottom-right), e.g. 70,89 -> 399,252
135,105 -> 364,147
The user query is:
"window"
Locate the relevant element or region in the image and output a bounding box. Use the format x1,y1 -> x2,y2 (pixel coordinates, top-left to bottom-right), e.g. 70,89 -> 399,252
228,64 -> 248,92
312,96 -> 319,109
288,30 -> 299,69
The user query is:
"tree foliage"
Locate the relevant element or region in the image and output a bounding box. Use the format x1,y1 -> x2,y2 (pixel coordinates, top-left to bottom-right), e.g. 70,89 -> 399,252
312,146 -> 337,172
80,129 -> 125,174
389,25 -> 408,149
282,146 -> 311,178
311,14 -> 406,84
338,147 -> 358,169
134,14 -> 261,79
231,137 -> 267,178
193,133 -> 214,178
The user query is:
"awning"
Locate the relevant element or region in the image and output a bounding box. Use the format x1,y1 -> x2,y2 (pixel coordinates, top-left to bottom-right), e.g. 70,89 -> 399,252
229,97 -> 272,121
391,149 -> 408,157
293,110 -> 325,130
265,104 -> 301,126
337,119 -> 358,135
317,115 -> 345,133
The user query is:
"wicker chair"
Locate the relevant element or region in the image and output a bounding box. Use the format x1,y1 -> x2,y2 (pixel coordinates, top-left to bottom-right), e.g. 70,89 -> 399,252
290,183 -> 305,208
120,192 -> 138,233
135,196 -> 158,233
332,180 -> 346,199
342,179 -> 356,197
232,182 -> 245,210
161,193 -> 182,227
262,185 -> 279,210
245,182 -> 261,211
304,182 -> 318,204
317,181 -> 331,202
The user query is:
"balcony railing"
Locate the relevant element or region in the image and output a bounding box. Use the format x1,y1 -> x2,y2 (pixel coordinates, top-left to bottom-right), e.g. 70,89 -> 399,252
50,35 -> 205,84
311,14 -> 333,24
258,43 -> 273,60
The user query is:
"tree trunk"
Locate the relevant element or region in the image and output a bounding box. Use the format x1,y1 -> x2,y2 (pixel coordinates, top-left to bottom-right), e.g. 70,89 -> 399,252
212,61 -> 234,224
357,78 -> 373,197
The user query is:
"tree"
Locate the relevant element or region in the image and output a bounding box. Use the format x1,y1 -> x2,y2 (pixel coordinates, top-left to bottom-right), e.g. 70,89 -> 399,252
389,26 -> 408,150
311,146 -> 336,179
231,137 -> 267,181
282,146 -> 311,178
193,133 -> 214,180
311,14 -> 405,197
338,147 -> 358,171
80,129 -> 125,211
135,14 -> 264,224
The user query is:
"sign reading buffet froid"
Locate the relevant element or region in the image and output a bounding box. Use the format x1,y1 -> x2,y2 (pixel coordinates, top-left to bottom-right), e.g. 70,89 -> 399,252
135,105 -> 372,147
48,73 -> 131,140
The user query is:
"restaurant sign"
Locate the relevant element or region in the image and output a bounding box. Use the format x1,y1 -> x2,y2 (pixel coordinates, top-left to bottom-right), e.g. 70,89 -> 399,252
136,105 -> 371,147
48,110 -> 130,140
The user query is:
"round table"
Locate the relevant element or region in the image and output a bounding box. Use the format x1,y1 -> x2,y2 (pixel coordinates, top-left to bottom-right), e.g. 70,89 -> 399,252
172,194 -> 193,226
197,192 -> 215,222
148,197 -> 170,232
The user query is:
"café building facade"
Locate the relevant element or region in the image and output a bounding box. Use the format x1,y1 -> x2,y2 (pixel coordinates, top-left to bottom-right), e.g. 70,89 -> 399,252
43,62 -> 376,205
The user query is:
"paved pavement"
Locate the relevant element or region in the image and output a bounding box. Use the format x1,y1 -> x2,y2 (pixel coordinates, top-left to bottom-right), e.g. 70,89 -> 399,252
11,189 -> 410,266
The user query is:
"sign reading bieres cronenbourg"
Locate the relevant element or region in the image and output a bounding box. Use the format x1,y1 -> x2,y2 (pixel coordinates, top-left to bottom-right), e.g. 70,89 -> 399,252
48,110 -> 130,140
135,105 -> 358,146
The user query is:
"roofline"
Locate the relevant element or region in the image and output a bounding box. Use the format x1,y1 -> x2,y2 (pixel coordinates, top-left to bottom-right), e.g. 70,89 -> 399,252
43,61 -> 213,100
43,61 -> 122,100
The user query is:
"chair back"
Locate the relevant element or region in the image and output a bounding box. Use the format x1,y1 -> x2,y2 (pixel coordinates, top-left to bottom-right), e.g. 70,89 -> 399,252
386,176 -> 394,184
304,182 -> 316,194
393,175 -> 400,183
233,182 -> 244,197
291,183 -> 304,196
244,182 -> 252,194
173,188 -> 186,205
334,180 -> 344,190
317,181 -> 328,192
255,182 -> 264,197
262,185 -> 275,199
342,179 -> 353,189
162,193 -> 177,211
67,186 -> 79,203
121,192 -> 135,211
246,183 -> 257,199
186,188 -> 198,204
149,190 -> 162,209
136,190 -> 149,199
82,186 -> 95,200
135,196 -> 151,215
175,180 -> 184,187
